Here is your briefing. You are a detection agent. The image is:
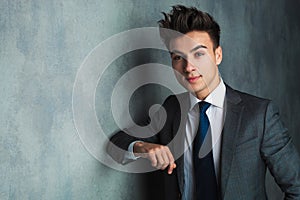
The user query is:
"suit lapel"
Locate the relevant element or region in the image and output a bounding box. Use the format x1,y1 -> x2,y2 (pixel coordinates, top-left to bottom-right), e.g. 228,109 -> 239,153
220,86 -> 244,198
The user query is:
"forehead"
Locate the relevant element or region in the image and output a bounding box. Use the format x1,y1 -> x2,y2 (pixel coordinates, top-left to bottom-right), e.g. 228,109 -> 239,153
169,31 -> 213,53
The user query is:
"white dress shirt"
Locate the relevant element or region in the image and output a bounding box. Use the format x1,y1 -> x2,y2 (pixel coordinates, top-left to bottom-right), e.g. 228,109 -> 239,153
183,79 -> 226,200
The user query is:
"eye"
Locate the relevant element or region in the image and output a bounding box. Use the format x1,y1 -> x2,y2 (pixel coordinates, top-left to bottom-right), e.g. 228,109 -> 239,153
195,52 -> 204,57
172,55 -> 183,61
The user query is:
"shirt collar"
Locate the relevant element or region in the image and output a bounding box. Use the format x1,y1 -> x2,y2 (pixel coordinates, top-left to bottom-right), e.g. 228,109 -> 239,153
189,78 -> 226,111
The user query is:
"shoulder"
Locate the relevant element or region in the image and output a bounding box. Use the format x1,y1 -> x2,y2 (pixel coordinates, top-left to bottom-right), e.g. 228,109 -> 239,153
162,92 -> 189,106
160,92 -> 190,115
224,85 -> 279,119
226,84 -> 270,107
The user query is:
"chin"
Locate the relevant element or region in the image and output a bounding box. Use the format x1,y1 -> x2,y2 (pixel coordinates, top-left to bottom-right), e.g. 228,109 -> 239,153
185,87 -> 198,95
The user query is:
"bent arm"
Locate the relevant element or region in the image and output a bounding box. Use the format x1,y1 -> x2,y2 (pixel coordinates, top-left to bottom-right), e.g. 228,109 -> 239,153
106,95 -> 179,174
107,130 -> 176,174
107,101 -> 166,163
260,101 -> 300,199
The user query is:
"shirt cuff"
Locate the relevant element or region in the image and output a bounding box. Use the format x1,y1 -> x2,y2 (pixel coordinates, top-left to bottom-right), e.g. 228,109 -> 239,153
122,141 -> 141,164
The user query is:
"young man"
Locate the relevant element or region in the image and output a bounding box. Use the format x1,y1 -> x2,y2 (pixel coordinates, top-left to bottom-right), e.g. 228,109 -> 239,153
107,5 -> 300,200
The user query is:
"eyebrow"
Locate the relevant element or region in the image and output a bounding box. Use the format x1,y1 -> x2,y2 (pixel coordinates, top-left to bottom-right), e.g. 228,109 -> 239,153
170,45 -> 207,55
190,45 -> 207,52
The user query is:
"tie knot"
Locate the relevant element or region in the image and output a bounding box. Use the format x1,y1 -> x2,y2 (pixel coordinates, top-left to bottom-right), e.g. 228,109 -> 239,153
198,101 -> 211,113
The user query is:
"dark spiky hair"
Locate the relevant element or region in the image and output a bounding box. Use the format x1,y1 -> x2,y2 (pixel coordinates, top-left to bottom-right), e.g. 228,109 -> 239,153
158,5 -> 220,50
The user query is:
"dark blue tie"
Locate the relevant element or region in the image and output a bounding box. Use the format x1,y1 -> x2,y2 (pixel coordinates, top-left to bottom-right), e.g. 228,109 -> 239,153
193,102 -> 218,200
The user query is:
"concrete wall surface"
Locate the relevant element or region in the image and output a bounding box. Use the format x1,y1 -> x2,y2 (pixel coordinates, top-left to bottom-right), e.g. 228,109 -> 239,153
1,0 -> 299,199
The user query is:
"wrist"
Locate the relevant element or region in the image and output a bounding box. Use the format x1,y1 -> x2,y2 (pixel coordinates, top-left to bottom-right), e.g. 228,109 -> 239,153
133,141 -> 144,155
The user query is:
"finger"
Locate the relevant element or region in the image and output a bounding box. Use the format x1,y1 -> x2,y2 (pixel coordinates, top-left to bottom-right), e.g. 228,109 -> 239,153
165,148 -> 176,174
166,148 -> 175,165
155,151 -> 165,169
168,163 -> 176,174
161,150 -> 170,170
148,151 -> 157,167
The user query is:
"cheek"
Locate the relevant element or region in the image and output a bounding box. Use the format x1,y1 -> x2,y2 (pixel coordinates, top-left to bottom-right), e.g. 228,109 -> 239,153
172,63 -> 184,74
195,57 -> 214,75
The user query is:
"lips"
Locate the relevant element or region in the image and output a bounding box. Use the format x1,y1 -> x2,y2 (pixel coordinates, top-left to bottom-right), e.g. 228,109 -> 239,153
186,75 -> 201,83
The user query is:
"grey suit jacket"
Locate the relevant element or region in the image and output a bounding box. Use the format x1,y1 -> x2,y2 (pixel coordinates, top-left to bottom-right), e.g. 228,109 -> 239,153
108,85 -> 300,200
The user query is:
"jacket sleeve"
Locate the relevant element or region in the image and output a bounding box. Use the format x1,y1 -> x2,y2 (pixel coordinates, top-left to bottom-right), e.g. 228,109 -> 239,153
106,95 -> 173,164
260,101 -> 300,199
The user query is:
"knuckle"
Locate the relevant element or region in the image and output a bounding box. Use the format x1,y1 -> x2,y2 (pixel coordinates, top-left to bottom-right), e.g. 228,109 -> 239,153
156,146 -> 163,151
162,146 -> 168,151
160,145 -> 168,150
148,149 -> 155,154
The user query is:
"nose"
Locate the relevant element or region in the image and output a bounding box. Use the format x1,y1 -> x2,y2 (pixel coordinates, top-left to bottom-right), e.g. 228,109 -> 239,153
184,59 -> 196,73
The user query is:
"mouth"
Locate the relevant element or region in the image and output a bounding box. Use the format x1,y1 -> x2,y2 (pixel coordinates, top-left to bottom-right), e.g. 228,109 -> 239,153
186,75 -> 201,83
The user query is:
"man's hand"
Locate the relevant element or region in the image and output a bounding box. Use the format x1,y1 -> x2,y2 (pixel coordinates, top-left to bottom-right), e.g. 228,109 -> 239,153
133,141 -> 176,174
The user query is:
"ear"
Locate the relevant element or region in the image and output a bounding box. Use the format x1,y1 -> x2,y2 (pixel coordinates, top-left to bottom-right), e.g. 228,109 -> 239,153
215,46 -> 223,65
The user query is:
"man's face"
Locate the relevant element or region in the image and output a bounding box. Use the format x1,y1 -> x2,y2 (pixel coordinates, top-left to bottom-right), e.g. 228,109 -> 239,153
169,31 -> 222,100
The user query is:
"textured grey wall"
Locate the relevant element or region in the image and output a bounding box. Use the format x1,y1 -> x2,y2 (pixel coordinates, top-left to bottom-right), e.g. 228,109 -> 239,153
1,0 -> 299,200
